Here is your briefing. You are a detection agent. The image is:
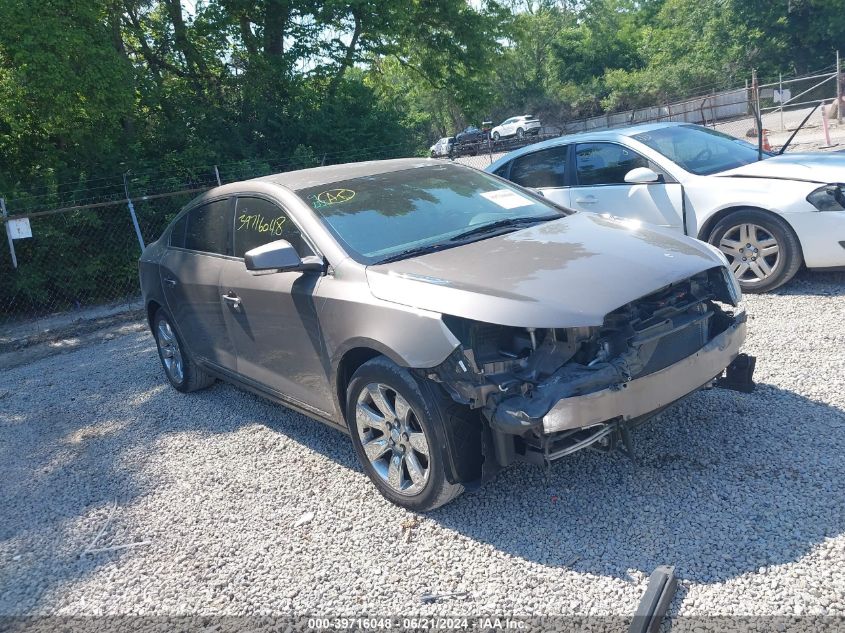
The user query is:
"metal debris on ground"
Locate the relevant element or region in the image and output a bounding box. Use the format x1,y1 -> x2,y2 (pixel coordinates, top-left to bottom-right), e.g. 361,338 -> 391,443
629,565 -> 678,633
420,591 -> 470,604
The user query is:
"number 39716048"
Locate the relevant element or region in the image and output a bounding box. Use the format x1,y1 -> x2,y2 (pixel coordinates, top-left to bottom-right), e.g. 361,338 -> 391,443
238,214 -> 286,236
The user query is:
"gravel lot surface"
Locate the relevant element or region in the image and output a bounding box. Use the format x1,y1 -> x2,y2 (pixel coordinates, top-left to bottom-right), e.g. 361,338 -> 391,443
1,270 -> 844,621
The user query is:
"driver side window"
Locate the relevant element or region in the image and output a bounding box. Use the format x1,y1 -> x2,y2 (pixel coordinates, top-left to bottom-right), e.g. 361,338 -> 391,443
234,197 -> 314,259
575,143 -> 650,186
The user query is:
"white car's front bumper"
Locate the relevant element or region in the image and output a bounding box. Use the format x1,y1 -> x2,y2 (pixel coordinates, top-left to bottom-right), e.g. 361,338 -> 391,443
784,210 -> 845,268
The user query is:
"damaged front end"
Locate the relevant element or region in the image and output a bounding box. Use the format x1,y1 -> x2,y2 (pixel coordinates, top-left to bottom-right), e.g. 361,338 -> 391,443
427,266 -> 752,470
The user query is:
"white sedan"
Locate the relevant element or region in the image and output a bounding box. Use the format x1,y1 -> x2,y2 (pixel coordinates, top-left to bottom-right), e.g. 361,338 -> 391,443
486,122 -> 845,292
430,137 -> 454,157
491,115 -> 541,141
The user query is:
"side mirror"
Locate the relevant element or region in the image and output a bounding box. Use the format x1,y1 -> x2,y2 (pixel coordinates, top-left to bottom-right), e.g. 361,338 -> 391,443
244,240 -> 324,273
624,167 -> 661,184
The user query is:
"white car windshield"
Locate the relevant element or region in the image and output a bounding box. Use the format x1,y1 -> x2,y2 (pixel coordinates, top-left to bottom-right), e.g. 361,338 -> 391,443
633,125 -> 773,176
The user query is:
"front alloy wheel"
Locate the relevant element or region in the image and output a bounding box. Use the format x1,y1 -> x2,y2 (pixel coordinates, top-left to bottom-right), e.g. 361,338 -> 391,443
356,384 -> 430,495
717,222 -> 780,285
708,208 -> 802,293
346,356 -> 469,511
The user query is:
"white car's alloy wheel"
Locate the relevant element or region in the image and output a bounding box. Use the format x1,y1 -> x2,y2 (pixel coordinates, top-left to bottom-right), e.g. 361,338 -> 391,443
718,222 -> 780,284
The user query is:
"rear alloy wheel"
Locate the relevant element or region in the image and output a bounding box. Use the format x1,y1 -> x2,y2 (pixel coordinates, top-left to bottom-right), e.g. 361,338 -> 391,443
346,357 -> 468,511
156,318 -> 184,385
153,309 -> 215,393
516,127 -> 525,138
708,209 -> 802,293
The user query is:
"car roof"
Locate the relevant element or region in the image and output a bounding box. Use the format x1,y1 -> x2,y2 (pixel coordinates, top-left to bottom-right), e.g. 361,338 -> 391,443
183,158 -> 458,210
252,158 -> 435,191
487,121 -> 690,171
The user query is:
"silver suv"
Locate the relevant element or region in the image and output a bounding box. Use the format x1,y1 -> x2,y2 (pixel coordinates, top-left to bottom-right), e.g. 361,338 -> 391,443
139,159 -> 750,511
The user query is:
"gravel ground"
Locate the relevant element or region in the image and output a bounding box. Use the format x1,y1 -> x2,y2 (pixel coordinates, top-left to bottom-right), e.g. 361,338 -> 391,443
1,269 -> 844,622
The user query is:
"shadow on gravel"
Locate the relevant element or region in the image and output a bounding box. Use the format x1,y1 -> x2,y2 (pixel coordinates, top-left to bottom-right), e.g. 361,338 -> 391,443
428,381 -> 845,585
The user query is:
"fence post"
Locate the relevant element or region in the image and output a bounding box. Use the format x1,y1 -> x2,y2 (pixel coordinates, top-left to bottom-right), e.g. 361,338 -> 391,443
1,198 -> 18,269
123,172 -> 146,251
837,50 -> 842,125
752,69 -> 763,160
779,73 -> 784,132
214,165 -> 222,186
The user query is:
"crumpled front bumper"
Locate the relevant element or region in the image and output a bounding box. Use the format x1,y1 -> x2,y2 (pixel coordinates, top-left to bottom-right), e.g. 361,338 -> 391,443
541,314 -> 746,434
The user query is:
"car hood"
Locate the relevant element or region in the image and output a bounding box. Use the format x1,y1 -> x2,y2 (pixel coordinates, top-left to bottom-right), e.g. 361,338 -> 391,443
717,152 -> 845,183
365,213 -> 726,328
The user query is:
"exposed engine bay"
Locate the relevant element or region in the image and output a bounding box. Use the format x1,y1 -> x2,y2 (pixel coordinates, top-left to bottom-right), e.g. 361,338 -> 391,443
427,266 -> 753,469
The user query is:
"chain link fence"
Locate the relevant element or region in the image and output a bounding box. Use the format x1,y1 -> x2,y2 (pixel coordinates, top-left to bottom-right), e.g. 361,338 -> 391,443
0,145 -> 416,347
3,64 -> 844,349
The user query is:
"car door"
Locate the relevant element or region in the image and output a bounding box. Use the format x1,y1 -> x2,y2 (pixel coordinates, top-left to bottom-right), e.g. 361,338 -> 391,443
160,197 -> 237,370
506,145 -> 571,207
219,195 -> 332,414
569,142 -> 684,231
501,118 -> 516,136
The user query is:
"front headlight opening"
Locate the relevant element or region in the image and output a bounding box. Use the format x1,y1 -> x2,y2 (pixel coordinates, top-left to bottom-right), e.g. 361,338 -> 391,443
807,184 -> 845,212
720,266 -> 742,305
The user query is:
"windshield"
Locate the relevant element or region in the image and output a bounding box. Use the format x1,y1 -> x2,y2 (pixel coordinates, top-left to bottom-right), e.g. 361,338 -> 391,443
633,125 -> 771,175
296,164 -> 565,264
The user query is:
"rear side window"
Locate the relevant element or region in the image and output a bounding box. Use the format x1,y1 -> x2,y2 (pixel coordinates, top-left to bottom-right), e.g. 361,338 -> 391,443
575,142 -> 649,186
169,214 -> 187,248
492,162 -> 511,179
234,197 -> 314,259
509,145 -> 569,189
184,199 -> 232,255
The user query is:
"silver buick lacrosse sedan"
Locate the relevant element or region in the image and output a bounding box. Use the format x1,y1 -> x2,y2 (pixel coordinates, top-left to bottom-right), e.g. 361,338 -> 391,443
139,159 -> 752,511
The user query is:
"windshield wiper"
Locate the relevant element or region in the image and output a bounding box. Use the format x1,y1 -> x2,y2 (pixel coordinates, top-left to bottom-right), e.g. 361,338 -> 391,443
448,215 -> 558,242
374,215 -> 559,265
375,242 -> 460,264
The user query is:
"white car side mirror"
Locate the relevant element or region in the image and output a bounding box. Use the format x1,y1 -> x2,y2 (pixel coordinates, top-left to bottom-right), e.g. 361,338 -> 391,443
624,167 -> 660,184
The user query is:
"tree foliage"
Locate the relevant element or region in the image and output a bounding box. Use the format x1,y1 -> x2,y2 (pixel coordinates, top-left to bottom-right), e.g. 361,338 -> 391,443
1,0 -> 842,196
1,0 -> 842,315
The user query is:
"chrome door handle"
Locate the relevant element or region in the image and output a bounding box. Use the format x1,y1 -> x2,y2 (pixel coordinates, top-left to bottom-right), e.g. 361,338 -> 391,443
575,196 -> 597,204
222,293 -> 242,311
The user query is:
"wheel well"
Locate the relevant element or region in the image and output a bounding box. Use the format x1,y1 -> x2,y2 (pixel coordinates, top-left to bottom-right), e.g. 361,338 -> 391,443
146,300 -> 162,330
697,206 -> 771,241
336,347 -> 383,422
697,205 -> 805,261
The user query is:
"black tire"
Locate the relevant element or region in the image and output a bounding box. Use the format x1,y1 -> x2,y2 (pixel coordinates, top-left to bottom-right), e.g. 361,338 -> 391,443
492,131 -> 500,141
346,356 -> 468,511
516,127 -> 524,138
153,308 -> 215,393
707,208 -> 802,294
